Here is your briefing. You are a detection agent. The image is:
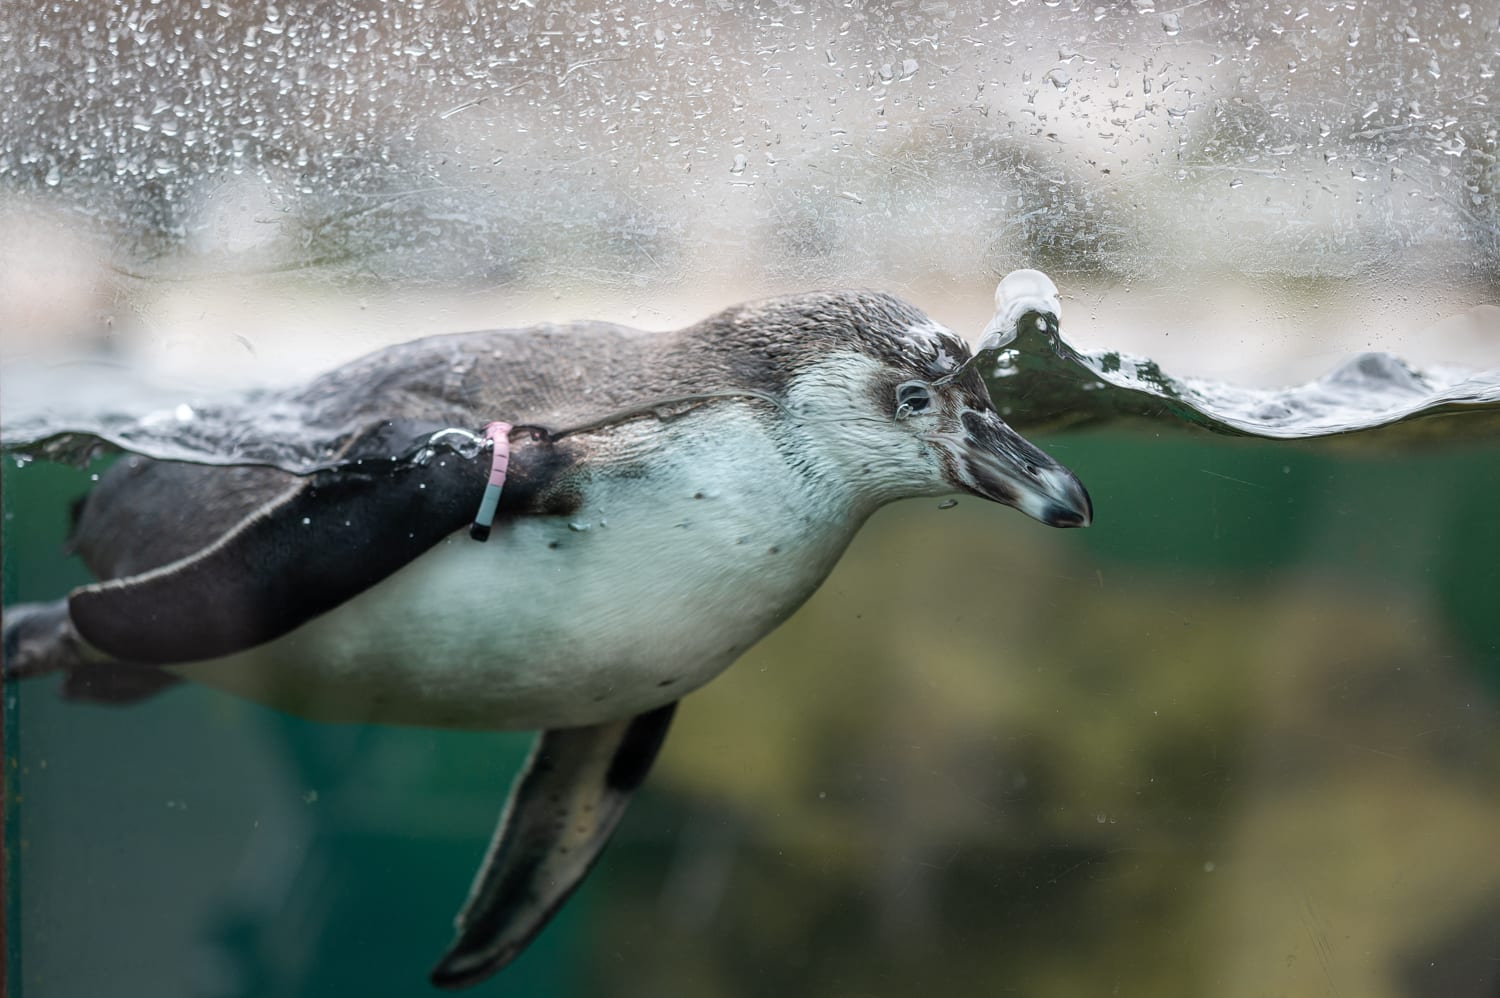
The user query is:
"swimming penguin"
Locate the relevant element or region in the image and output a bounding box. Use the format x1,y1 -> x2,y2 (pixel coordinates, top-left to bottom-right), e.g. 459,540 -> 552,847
3,275 -> 1090,988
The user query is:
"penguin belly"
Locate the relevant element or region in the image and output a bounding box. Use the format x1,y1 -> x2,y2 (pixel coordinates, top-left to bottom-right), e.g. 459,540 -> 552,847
174,420 -> 856,729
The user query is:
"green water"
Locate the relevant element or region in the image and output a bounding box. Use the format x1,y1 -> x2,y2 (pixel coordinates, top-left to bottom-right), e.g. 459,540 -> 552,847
6,430 -> 1498,998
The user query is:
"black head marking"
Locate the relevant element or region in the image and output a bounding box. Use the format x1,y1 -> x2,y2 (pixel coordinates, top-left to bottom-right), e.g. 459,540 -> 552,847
676,291 -> 976,394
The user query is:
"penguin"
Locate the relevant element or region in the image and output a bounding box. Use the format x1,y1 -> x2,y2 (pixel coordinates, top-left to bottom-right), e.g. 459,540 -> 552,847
3,279 -> 1091,989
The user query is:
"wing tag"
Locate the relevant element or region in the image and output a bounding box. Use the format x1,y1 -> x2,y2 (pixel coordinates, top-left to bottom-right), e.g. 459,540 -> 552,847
469,421 -> 513,542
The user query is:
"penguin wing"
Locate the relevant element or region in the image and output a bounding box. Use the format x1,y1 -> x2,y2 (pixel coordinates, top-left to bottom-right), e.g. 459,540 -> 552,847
432,702 -> 677,988
68,422 -> 573,665
65,317 -> 687,666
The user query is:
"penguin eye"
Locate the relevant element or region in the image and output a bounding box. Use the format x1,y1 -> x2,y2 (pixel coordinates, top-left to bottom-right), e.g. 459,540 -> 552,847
894,380 -> 933,420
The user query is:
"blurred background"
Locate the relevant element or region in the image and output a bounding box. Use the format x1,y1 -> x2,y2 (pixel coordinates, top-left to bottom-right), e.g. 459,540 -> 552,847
3,1 -> 1498,996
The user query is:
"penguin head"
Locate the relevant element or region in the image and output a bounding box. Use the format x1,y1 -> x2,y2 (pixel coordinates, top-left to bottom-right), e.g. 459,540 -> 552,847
730,291 -> 1091,527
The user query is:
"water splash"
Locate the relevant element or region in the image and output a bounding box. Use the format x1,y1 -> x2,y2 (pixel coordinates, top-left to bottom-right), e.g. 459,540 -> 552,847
972,272 -> 1500,443
989,327 -> 1500,443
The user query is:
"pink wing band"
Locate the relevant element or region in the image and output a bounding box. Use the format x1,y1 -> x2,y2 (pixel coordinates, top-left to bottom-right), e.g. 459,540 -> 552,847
484,421 -> 513,486
470,421 -> 514,542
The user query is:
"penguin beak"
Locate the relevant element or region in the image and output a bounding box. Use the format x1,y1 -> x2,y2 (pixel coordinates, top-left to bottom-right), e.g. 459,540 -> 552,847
935,410 -> 1092,528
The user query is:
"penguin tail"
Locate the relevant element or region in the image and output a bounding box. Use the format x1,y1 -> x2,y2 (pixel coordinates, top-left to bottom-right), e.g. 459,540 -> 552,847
3,599 -> 181,705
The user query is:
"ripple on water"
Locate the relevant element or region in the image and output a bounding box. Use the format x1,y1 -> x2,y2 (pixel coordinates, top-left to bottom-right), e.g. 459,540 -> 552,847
3,308 -> 1499,472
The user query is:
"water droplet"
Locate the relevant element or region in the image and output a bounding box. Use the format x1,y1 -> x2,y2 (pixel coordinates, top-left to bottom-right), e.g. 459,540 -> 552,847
839,190 -> 864,204
1044,67 -> 1071,90
568,521 -> 591,532
938,498 -> 958,509
1457,3 -> 1471,20
1095,813 -> 1108,824
44,165 -> 60,186
1228,177 -> 1244,189
1346,28 -> 1359,47
303,790 -> 319,804
729,153 -> 747,175
1160,12 -> 1181,35
174,404 -> 195,422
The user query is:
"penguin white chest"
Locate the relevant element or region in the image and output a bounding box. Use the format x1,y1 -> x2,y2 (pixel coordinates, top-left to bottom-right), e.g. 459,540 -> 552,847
180,411 -> 858,729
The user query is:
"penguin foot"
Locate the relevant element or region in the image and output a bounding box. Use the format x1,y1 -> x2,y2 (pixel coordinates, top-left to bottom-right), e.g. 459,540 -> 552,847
4,598 -> 181,704
3,600 -> 76,679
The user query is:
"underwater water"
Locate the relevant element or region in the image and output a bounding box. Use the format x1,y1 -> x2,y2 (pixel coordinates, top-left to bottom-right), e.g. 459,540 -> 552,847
5,327 -> 1500,998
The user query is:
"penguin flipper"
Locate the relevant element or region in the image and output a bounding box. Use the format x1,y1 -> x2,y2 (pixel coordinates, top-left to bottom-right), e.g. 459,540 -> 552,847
67,424 -> 569,666
65,451 -> 481,665
431,702 -> 678,990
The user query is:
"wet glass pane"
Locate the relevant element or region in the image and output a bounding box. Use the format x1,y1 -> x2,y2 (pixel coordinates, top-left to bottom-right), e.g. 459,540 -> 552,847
4,2 -> 1498,996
